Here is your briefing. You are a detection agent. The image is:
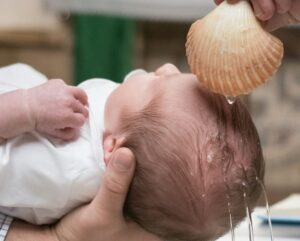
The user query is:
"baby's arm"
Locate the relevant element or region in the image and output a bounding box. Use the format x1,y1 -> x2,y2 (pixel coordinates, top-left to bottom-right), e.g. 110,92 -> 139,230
0,79 -> 88,141
0,89 -> 35,140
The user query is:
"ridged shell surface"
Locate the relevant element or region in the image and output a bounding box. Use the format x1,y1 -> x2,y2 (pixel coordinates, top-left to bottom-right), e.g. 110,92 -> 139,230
186,0 -> 284,96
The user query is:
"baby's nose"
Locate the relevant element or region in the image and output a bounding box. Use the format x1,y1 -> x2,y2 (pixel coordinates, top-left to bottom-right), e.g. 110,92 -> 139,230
155,63 -> 181,76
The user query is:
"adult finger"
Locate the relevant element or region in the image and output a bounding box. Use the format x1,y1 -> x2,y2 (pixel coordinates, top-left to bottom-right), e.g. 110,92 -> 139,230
92,148 -> 136,218
273,0 -> 292,14
251,0 -> 276,20
70,87 -> 88,106
264,11 -> 299,31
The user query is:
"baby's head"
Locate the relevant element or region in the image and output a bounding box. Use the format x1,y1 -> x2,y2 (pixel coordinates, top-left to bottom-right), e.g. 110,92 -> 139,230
104,64 -> 264,241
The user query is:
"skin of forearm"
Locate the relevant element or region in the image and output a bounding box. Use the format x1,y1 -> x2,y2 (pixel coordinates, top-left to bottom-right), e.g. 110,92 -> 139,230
6,220 -> 58,241
0,89 -> 34,139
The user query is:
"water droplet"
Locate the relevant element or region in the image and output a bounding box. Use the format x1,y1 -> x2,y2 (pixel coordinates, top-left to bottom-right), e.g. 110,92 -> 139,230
224,178 -> 235,241
257,178 -> 274,241
226,96 -> 236,105
207,151 -> 213,163
227,199 -> 235,241
243,190 -> 254,241
202,194 -> 206,198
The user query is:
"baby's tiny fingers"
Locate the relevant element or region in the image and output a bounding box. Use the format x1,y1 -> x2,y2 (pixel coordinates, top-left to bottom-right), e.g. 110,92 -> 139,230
71,87 -> 88,106
51,128 -> 78,141
72,100 -> 89,118
68,113 -> 87,128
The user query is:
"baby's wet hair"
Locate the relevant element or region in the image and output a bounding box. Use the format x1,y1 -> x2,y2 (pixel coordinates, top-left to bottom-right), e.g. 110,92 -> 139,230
120,89 -> 264,241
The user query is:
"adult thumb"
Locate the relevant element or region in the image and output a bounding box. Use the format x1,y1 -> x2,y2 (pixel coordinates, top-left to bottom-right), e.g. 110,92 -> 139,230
91,148 -> 136,218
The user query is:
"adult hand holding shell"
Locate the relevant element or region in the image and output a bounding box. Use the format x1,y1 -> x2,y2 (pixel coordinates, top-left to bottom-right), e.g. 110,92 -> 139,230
215,0 -> 300,31
186,0 -> 286,97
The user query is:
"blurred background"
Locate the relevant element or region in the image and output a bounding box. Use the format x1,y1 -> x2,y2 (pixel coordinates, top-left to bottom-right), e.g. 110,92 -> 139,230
0,0 -> 299,205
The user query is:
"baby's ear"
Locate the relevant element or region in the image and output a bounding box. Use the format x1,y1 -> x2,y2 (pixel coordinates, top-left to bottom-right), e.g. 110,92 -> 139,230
103,134 -> 127,165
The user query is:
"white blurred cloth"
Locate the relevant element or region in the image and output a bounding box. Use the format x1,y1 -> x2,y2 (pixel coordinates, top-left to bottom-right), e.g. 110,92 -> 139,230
0,64 -> 118,224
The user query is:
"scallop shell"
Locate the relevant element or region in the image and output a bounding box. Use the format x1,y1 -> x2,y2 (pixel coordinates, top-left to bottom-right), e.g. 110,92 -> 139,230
186,0 -> 284,97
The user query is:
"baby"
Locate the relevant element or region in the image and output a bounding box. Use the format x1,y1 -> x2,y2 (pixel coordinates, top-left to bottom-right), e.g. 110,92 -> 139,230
0,63 -> 264,241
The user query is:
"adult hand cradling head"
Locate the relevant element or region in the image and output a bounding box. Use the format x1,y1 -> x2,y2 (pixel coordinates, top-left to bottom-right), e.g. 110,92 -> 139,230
53,148 -> 162,241
6,148 -> 162,241
215,0 -> 300,31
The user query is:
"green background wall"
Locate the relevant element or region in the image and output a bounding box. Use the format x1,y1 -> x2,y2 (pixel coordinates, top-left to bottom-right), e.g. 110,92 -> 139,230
73,15 -> 135,84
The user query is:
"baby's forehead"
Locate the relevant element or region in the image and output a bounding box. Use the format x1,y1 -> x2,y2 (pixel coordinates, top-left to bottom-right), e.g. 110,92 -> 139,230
160,74 -> 203,106
160,74 -> 228,119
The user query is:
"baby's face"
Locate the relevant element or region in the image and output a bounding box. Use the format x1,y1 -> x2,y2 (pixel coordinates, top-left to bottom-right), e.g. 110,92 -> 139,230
104,64 -> 201,136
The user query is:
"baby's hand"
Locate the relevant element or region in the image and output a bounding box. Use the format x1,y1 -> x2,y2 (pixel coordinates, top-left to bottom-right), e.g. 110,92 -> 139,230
26,79 -> 88,140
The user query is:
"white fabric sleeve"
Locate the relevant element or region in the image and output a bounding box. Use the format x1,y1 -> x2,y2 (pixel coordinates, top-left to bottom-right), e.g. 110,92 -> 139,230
0,63 -> 48,94
0,213 -> 13,241
0,64 -> 46,228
